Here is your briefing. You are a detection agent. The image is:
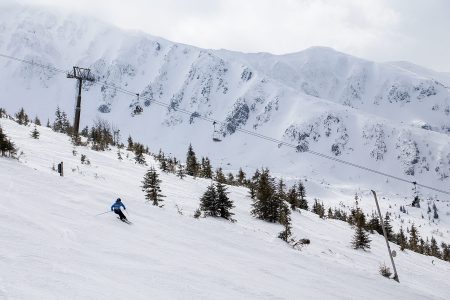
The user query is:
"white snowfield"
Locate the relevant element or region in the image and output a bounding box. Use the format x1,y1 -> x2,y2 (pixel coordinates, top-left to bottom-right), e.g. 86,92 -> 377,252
1,120 -> 450,300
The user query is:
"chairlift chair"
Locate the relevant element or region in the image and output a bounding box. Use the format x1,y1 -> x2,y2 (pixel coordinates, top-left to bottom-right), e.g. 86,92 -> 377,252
212,121 -> 222,142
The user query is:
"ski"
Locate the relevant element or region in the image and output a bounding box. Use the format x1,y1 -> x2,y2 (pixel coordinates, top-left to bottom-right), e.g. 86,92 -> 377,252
117,217 -> 132,224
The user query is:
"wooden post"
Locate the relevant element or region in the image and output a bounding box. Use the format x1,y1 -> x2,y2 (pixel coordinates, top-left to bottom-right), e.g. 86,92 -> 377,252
58,162 -> 64,177
371,190 -> 399,282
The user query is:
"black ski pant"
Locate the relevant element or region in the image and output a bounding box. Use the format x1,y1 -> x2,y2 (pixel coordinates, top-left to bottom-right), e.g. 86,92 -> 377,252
113,209 -> 127,220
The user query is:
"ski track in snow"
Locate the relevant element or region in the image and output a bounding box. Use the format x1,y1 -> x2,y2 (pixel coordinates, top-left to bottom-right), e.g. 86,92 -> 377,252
1,119 -> 450,300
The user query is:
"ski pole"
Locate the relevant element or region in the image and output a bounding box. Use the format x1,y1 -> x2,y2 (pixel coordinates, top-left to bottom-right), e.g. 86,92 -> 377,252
95,211 -> 112,216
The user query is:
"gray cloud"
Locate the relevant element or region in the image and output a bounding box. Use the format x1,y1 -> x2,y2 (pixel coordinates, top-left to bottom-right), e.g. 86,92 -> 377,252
3,0 -> 449,71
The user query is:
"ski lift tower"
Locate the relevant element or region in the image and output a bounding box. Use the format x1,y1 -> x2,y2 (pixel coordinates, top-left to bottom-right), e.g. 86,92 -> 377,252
67,66 -> 95,136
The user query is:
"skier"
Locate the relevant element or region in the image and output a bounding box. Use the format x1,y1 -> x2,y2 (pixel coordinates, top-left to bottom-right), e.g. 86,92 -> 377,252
111,198 -> 127,221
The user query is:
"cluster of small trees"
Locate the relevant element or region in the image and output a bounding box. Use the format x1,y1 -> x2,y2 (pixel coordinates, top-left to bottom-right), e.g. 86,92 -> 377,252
198,181 -> 234,221
311,198 -> 450,261
127,136 -> 149,165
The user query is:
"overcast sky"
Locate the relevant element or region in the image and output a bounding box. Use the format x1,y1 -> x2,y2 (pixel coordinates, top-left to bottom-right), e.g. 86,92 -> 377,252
4,0 -> 450,71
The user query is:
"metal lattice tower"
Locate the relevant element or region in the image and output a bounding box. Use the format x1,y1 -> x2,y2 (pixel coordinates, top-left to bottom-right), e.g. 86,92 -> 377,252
67,66 -> 95,136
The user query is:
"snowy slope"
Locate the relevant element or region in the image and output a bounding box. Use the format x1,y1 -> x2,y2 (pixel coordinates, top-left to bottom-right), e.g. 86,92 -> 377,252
1,118 -> 450,300
0,5 -> 450,249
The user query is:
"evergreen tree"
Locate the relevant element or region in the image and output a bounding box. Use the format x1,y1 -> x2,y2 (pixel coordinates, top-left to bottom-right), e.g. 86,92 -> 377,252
199,184 -> 218,217
424,238 -> 431,255
430,237 -> 441,258
159,159 -> 168,172
46,119 -> 51,128
15,108 -> 29,125
251,168 -> 278,222
214,168 -> 227,184
200,157 -> 213,178
30,125 -> 40,139
278,203 -> 292,243
81,126 -> 89,137
432,203 -> 439,219
352,222 -> 371,250
177,163 -> 185,179
367,213 -> 383,234
216,182 -> 234,220
237,168 -> 246,185
34,116 -> 41,126
327,207 -> 334,219
383,213 -> 394,241
276,179 -> 286,202
409,224 -> 420,252
312,199 -> 325,219
397,227 -> 407,251
0,126 -> 16,157
227,173 -> 235,185
134,144 -> 146,164
248,182 -> 256,199
53,107 -> 68,133
298,181 -> 308,210
441,243 -> 450,262
141,167 -> 165,206
127,135 -> 134,151
418,238 -> 426,254
0,108 -> 6,118
185,144 -> 198,176
286,184 -> 299,211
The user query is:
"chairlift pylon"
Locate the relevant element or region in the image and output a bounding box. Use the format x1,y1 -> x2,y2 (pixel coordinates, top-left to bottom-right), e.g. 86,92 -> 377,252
212,121 -> 222,142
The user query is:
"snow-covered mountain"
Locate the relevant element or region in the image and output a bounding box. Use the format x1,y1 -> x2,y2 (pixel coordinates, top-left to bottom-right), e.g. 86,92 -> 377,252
0,4 -> 450,241
1,118 -> 450,300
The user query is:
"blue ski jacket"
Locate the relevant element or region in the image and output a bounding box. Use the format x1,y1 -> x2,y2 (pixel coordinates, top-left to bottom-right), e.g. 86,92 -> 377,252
111,201 -> 126,211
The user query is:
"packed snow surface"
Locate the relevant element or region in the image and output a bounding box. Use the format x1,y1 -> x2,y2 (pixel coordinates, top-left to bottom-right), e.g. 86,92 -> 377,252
1,119 -> 450,300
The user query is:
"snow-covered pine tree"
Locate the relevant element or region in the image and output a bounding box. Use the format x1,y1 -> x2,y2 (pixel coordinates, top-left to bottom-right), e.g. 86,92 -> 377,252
237,168 -> 246,185
142,167 -> 165,206
278,202 -> 292,243
15,107 -> 29,126
199,157 -> 213,178
441,243 -> 450,262
312,199 -> 325,218
134,144 -> 146,165
30,125 -> 40,139
34,116 -> 41,126
185,144 -> 198,176
177,163 -> 185,179
367,213 -> 382,234
199,184 -> 218,217
127,135 -> 134,151
0,108 -> 6,118
214,168 -> 227,184
276,179 -> 286,202
430,237 -> 441,258
352,222 -> 371,250
216,181 -> 234,220
409,224 -> 420,252
0,126 -> 16,157
159,159 -> 168,172
397,227 -> 407,251
251,168 -> 281,223
384,213 -> 394,241
226,173 -> 235,185
286,184 -> 299,211
298,181 -> 308,210
432,203 -> 439,219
